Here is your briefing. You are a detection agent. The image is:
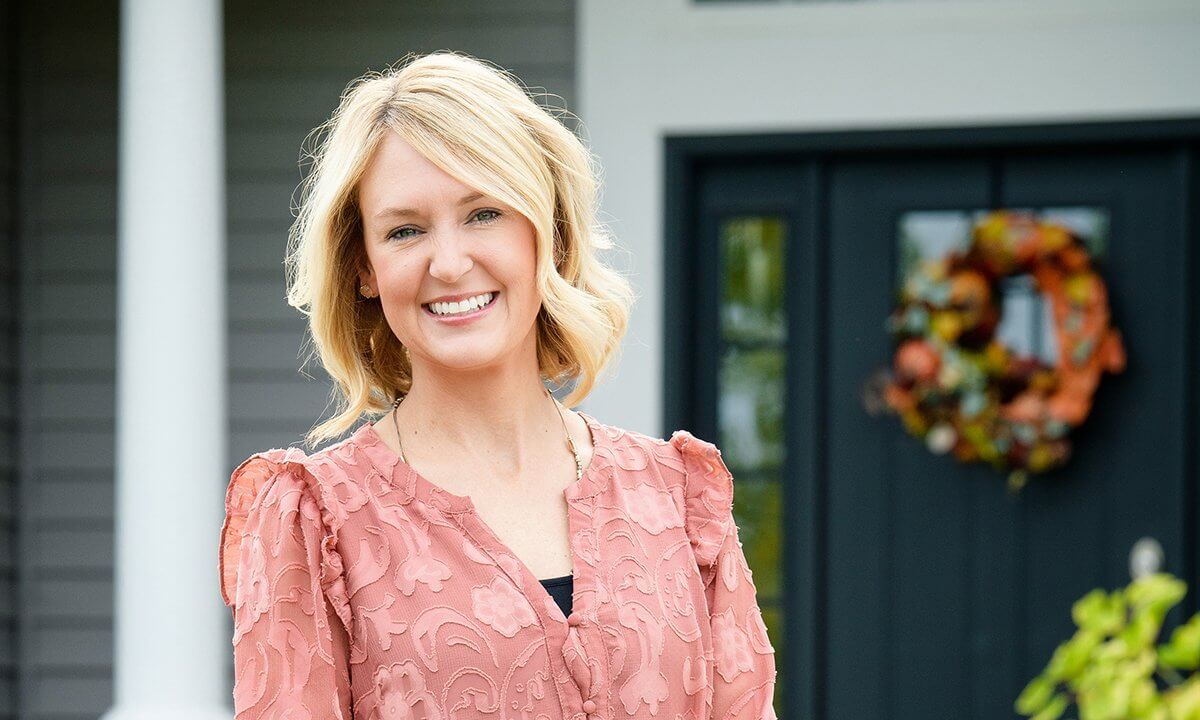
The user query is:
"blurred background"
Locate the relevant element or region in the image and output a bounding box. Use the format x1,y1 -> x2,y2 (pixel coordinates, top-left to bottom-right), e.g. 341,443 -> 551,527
2,0 -> 1198,718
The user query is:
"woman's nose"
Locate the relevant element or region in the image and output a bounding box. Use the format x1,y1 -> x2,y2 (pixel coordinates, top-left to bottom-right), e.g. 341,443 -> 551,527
426,229 -> 474,282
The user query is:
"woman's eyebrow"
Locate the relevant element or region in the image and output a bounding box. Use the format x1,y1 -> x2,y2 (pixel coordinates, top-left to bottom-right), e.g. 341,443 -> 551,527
374,192 -> 484,220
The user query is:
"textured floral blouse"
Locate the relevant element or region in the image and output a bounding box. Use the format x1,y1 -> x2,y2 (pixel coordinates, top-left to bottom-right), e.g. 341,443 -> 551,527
219,411 -> 777,719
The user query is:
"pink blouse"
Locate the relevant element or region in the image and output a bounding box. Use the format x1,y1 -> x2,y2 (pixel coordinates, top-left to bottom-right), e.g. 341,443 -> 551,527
219,411 -> 777,719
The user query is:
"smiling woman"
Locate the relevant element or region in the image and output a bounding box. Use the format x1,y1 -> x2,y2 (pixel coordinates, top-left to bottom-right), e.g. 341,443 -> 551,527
219,50 -> 776,720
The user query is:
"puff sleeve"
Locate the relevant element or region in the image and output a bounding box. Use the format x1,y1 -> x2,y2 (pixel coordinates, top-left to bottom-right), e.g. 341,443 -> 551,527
219,450 -> 354,719
670,431 -> 778,720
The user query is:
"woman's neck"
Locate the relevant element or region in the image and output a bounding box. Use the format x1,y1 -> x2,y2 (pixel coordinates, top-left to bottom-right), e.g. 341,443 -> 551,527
395,363 -> 567,480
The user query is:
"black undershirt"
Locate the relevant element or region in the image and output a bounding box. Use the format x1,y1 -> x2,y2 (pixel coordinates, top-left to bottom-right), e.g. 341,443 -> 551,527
539,574 -> 574,618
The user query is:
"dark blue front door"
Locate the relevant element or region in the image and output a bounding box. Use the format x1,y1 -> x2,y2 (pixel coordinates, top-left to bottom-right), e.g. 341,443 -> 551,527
665,122 -> 1200,720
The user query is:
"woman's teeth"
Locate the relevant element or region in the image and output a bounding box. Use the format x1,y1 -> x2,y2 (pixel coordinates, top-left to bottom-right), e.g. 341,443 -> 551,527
426,292 -> 495,317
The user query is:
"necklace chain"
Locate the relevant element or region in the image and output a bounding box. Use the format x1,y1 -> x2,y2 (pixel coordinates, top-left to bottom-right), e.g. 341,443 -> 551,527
390,386 -> 584,483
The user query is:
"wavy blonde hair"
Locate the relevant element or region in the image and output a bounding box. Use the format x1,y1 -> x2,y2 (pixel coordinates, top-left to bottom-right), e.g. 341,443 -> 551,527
284,51 -> 635,448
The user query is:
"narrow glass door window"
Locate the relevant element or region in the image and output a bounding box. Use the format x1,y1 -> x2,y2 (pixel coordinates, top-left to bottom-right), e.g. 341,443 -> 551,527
717,215 -> 786,704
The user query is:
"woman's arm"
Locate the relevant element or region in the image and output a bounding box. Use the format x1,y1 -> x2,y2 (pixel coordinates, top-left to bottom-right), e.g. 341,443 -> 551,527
671,430 -> 777,720
703,509 -> 778,720
221,457 -> 354,719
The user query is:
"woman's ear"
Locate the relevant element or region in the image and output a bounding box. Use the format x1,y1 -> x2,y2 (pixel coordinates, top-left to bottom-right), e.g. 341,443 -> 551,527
357,265 -> 376,297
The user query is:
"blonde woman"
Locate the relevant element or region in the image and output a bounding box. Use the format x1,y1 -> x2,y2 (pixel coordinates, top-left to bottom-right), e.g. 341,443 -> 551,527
218,51 -> 776,719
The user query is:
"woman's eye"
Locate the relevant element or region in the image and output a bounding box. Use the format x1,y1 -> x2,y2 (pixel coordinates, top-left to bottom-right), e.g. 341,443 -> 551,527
387,210 -> 499,241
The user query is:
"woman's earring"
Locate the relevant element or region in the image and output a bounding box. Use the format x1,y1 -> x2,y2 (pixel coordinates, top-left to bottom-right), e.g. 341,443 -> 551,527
360,284 -> 374,298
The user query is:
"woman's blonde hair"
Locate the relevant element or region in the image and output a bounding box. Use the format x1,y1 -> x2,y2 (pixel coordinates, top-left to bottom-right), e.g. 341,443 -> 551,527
284,51 -> 635,448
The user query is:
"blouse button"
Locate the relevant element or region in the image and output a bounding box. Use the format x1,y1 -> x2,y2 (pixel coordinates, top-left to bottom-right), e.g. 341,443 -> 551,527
582,700 -> 598,714
567,613 -> 583,627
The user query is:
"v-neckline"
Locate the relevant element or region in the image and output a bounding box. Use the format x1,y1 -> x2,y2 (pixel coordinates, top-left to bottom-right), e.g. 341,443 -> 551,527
355,407 -> 608,511
352,408 -> 610,626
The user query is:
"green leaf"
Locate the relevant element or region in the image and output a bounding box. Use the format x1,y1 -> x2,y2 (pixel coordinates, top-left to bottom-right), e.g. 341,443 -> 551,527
1094,636 -> 1131,664
1159,614 -> 1200,671
1047,629 -> 1102,681
1162,675 -> 1200,720
1128,677 -> 1161,718
1073,589 -> 1126,635
1119,612 -> 1162,651
1125,573 -> 1185,617
1079,671 -> 1132,720
1032,693 -> 1069,720
1017,676 -> 1057,715
1128,648 -> 1158,678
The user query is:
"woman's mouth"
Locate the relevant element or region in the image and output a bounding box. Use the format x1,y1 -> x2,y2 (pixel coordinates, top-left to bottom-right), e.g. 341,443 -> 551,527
421,291 -> 499,324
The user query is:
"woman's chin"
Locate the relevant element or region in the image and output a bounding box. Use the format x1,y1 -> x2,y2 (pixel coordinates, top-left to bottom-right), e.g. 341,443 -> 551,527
417,343 -> 507,372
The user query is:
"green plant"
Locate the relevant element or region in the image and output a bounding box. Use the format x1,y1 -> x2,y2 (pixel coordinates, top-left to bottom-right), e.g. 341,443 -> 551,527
1016,572 -> 1200,720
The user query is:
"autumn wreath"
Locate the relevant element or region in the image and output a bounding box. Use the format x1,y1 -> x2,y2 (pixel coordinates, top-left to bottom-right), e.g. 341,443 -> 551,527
869,210 -> 1127,491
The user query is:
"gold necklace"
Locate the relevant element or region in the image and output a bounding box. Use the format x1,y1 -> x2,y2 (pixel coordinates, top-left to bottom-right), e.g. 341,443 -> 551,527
390,385 -> 584,483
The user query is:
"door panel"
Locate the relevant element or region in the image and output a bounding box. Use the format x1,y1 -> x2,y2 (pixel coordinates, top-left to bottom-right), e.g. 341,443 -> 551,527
1000,149 -> 1189,688
824,148 -> 1188,718
827,156 -> 995,718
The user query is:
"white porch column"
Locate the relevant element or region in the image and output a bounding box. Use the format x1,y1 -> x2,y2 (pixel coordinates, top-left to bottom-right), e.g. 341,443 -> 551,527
104,0 -> 229,717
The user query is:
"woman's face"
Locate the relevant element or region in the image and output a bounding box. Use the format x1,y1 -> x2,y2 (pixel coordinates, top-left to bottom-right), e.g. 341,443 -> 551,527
356,131 -> 542,376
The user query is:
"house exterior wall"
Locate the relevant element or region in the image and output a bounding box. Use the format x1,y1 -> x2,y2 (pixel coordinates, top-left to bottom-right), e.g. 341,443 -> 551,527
577,0 -> 1200,437
15,1 -> 122,715
2,0 -> 19,715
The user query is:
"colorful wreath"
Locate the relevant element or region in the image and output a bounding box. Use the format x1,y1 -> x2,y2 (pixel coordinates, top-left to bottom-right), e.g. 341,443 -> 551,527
870,210 -> 1127,491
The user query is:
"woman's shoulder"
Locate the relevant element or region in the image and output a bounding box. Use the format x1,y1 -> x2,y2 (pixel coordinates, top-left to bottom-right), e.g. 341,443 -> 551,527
227,427 -> 382,508
590,415 -> 735,566
224,433 -> 368,507
219,431 -> 376,606
219,446 -> 313,608
585,412 -> 731,494
219,440 -> 363,636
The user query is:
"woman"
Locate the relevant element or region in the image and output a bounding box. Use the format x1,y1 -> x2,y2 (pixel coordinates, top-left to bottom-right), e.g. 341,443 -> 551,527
219,51 -> 776,719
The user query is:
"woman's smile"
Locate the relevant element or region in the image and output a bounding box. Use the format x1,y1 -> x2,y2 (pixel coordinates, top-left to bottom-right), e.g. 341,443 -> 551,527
421,290 -> 500,326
